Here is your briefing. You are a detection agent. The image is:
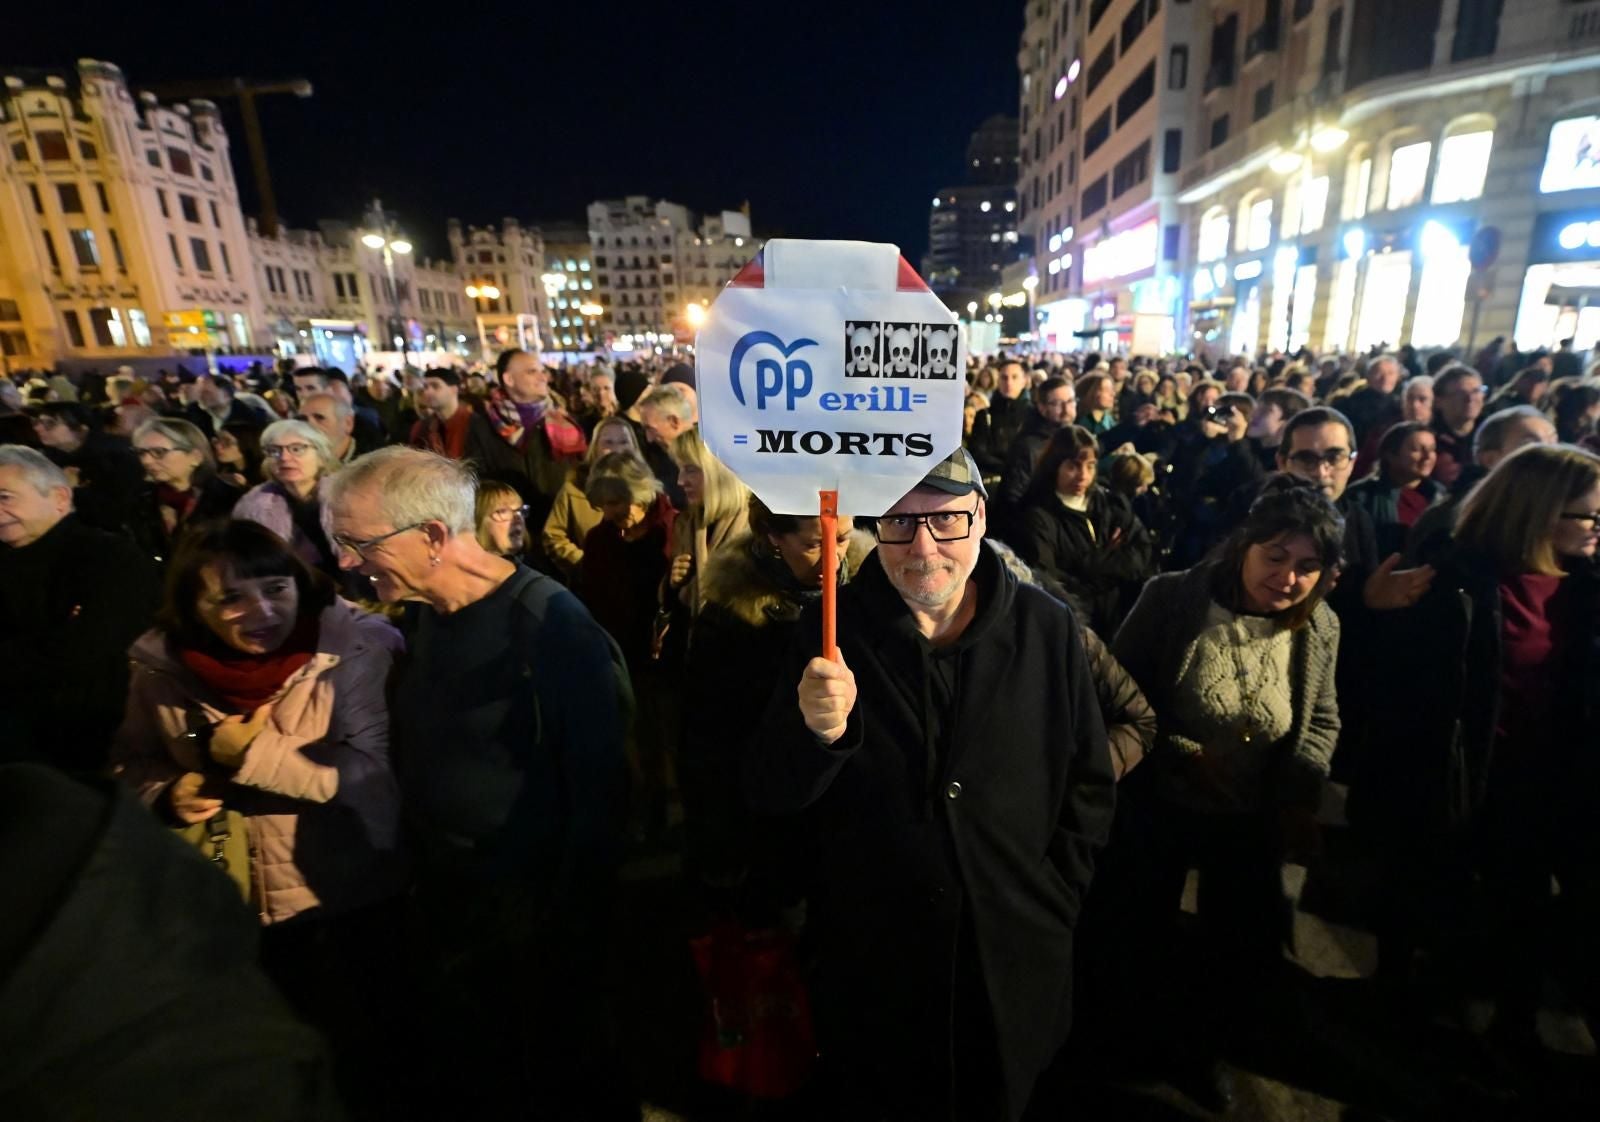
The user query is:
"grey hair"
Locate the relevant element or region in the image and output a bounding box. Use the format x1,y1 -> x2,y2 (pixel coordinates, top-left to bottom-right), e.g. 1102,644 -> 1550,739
327,446 -> 477,536
1404,374 -> 1434,397
638,383 -> 693,423
0,444 -> 71,494
301,390 -> 353,421
261,419 -> 337,479
585,451 -> 662,509
133,417 -> 216,472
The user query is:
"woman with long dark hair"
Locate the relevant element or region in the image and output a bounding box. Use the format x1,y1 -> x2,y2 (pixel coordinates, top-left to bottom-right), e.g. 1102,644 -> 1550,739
1014,424 -> 1152,634
112,519 -> 406,1113
1110,477 -> 1343,1109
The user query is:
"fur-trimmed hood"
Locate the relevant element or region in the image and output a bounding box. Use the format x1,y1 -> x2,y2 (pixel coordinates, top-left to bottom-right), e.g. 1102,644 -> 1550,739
698,529 -> 876,628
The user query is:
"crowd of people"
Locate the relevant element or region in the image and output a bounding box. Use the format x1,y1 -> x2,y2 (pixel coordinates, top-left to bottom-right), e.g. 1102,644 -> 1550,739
1,334 -> 1598,1121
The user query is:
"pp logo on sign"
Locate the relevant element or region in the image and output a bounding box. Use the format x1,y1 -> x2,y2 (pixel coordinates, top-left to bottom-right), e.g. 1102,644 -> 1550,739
843,321 -> 959,380
729,331 -> 817,411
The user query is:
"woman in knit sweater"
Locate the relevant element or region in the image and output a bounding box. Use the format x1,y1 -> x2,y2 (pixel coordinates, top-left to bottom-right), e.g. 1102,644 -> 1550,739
1109,476 -> 1343,1110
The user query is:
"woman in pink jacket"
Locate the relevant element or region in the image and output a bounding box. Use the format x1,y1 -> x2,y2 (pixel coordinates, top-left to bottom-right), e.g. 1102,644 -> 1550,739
112,519 -> 405,1109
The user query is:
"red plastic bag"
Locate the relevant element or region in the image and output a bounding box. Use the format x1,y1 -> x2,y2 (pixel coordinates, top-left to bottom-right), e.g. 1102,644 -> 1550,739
689,922 -> 816,1099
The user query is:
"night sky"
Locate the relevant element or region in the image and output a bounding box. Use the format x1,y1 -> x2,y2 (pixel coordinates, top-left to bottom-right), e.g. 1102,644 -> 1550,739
19,0 -> 1021,263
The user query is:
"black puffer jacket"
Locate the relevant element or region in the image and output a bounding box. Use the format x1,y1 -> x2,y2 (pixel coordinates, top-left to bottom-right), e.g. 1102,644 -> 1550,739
1015,485 -> 1153,635
746,545 -> 1114,1119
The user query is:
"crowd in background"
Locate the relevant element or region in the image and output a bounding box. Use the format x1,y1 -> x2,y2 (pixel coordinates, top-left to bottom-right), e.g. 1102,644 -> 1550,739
2,329 -> 1599,1120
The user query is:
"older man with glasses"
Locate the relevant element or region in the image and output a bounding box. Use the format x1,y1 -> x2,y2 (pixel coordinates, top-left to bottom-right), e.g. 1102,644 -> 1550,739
746,447 -> 1114,1121
0,444 -> 159,773
327,445 -> 632,1119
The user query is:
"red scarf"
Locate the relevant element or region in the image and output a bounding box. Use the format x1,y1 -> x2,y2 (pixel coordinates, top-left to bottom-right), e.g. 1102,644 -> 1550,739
415,407 -> 472,459
177,614 -> 320,714
155,483 -> 199,530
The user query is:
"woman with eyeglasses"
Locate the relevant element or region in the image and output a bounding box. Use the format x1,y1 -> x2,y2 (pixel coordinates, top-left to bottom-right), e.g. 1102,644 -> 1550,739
474,479 -> 529,559
111,518 -> 406,1114
27,400 -> 145,538
131,417 -> 242,564
231,420 -> 345,586
1107,477 -> 1342,1110
1350,443 -> 1600,1042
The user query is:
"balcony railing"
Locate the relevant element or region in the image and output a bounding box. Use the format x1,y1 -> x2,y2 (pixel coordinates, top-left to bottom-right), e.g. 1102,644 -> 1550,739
1203,63 -> 1235,95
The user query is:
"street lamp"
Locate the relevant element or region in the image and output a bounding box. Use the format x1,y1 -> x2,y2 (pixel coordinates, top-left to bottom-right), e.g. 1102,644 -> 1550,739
360,214 -> 413,366
685,302 -> 707,328
1021,275 -> 1039,348
966,301 -> 979,317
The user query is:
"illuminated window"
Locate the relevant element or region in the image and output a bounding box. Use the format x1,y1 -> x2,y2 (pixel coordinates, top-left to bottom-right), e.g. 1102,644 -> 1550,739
1342,146 -> 1372,220
1299,176 -> 1329,234
1385,141 -> 1432,210
1289,263 -> 1318,351
1198,208 -> 1230,262
1238,194 -> 1273,252
128,309 -> 152,347
1356,251 -> 1413,351
69,229 -> 100,268
1431,129 -> 1493,204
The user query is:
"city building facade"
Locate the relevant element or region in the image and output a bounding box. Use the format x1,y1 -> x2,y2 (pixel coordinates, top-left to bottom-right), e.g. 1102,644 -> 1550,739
0,59 -> 260,369
1175,0 -> 1600,361
1014,0 -> 1198,355
588,196 -> 758,353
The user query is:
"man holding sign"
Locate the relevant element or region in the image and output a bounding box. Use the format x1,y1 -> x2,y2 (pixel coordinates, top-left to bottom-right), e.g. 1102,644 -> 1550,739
745,447 -> 1115,1120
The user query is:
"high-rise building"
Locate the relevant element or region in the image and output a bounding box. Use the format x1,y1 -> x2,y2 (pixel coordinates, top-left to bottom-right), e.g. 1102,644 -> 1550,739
1015,0 -> 1198,354
538,222 -> 599,355
966,113 -> 1023,186
924,118 -> 1020,313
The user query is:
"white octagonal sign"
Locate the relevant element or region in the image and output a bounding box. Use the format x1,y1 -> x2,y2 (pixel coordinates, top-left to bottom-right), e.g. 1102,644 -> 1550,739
697,239 -> 968,517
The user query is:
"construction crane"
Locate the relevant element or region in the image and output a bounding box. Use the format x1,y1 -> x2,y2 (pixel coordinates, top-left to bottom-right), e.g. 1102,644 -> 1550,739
137,77 -> 312,237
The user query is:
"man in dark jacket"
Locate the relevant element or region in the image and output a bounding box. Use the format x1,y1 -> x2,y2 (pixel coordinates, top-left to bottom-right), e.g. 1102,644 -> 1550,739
1342,354 -> 1404,468
995,377 -> 1077,544
0,446 -> 160,774
185,373 -> 269,437
968,359 -> 1032,480
747,448 -> 1115,1121
29,401 -> 144,537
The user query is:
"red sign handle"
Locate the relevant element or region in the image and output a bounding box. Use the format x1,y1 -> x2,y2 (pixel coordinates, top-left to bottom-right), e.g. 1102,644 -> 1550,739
820,490 -> 839,663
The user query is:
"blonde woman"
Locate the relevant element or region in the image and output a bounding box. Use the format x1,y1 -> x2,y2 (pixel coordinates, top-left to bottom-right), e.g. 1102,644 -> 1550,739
542,416 -> 646,580
665,427 -> 751,619
475,479 -> 529,559
232,419 -> 342,580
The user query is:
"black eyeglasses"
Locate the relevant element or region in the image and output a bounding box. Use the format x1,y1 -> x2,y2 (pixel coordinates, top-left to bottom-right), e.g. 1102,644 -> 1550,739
332,522 -> 424,560
1286,448 -> 1353,469
489,505 -> 529,523
1558,510 -> 1600,527
873,504 -> 979,545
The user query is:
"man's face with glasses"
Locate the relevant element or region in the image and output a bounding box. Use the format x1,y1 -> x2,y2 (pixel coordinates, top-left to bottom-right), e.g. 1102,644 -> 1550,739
873,488 -> 985,609
1279,422 -> 1355,500
1036,386 -> 1077,426
329,483 -> 431,604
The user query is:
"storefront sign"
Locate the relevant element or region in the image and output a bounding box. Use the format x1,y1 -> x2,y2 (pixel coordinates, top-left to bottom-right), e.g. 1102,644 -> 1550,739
1529,210 -> 1600,265
1081,219 -> 1159,285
